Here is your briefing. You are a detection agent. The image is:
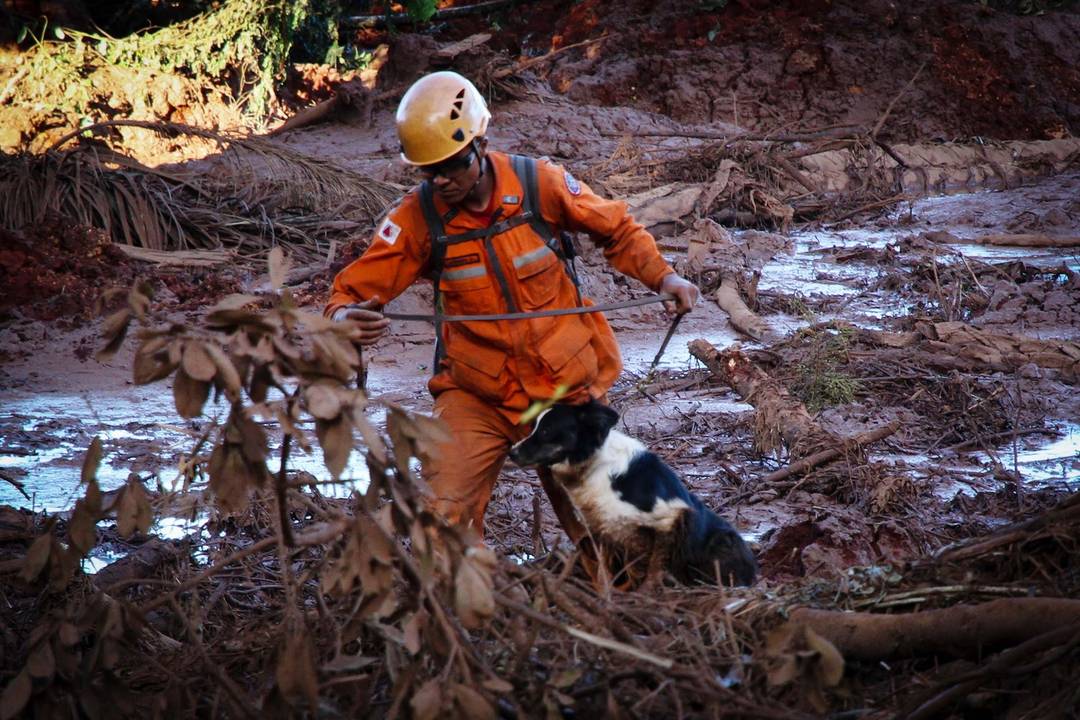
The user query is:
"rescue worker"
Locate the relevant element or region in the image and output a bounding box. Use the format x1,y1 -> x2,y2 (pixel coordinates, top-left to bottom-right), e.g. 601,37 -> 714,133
326,71 -> 699,550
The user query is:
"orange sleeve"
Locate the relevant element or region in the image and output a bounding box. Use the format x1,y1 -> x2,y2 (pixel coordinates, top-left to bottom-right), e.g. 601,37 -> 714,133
537,159 -> 674,292
324,196 -> 431,317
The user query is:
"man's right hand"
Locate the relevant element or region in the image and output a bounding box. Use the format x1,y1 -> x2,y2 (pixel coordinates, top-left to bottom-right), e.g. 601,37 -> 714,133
332,298 -> 390,347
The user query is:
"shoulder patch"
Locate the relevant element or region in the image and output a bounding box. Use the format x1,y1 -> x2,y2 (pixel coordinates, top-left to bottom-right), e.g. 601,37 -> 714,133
564,170 -> 581,196
376,217 -> 402,246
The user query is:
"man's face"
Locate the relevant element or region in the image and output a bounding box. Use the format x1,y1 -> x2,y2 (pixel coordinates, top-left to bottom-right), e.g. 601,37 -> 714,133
418,143 -> 481,204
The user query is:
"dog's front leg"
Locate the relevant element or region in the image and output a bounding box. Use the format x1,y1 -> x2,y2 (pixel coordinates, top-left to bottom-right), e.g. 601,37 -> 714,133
638,529 -> 667,592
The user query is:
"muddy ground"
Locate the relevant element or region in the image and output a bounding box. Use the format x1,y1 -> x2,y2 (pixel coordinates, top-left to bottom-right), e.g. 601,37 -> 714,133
1,1 -> 1079,717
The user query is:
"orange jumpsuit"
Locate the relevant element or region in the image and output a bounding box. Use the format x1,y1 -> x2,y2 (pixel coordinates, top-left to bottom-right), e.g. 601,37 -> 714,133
326,151 -> 674,532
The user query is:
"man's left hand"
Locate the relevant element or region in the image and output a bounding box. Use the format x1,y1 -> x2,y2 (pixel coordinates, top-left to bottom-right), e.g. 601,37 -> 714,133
659,274 -> 700,315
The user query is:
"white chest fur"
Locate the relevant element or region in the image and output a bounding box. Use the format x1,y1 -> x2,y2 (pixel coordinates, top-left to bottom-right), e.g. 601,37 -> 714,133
553,431 -> 690,544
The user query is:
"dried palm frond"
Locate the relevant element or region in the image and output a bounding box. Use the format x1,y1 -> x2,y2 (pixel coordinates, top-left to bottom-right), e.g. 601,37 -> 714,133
1,121 -> 402,265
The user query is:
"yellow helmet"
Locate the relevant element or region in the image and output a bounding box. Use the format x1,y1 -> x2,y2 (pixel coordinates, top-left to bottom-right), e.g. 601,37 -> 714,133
396,71 -> 491,166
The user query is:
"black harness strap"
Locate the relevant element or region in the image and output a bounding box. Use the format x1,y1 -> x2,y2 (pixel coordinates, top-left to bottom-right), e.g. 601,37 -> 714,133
419,180 -> 453,369
512,154 -> 583,303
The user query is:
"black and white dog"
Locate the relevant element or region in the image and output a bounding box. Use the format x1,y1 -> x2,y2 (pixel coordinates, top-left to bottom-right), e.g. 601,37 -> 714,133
509,400 -> 756,587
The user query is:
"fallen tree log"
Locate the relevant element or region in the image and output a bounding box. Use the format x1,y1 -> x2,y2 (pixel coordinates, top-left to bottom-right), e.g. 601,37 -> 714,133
688,340 -> 835,455
787,598 -> 1080,661
715,276 -> 778,342
853,322 -> 1080,382
923,321 -> 1080,381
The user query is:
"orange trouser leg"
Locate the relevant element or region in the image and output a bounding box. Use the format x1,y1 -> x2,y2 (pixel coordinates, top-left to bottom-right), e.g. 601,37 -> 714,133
426,389 -> 593,547
426,389 -> 518,533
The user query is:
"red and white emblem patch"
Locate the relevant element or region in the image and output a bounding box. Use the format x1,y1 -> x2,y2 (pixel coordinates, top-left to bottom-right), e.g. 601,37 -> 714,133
564,170 -> 581,196
377,218 -> 402,245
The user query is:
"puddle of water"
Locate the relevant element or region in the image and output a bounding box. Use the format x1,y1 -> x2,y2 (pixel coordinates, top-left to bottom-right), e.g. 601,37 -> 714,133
967,422 -> 1080,487
0,384 -> 400,510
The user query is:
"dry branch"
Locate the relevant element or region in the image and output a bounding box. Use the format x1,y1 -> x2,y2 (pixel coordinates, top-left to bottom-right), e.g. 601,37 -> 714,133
788,598 -> 1080,661
715,276 -> 778,342
689,340 -> 836,455
759,420 -> 900,485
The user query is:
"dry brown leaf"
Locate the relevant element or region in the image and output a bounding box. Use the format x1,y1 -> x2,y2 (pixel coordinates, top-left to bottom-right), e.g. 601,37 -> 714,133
305,383 -> 342,420
205,308 -> 277,332
20,532 -> 51,583
249,365 -> 273,403
132,336 -> 176,384
452,684 -> 495,720
349,409 -> 387,465
81,437 -> 103,486
173,367 -> 210,419
68,480 -> 101,557
410,680 -> 442,720
236,410 -> 269,464
117,480 -> 151,538
127,280 -> 154,319
203,342 -> 243,402
96,307 -> 132,362
208,443 -> 253,514
58,623 -> 80,647
454,550 -> 496,629
181,341 -> 217,382
276,632 -> 319,712
312,332 -> 360,380
315,417 -> 352,478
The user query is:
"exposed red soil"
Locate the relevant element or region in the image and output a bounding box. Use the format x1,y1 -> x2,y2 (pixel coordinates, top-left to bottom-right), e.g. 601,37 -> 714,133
0,219 -> 136,324
523,0 -> 1080,142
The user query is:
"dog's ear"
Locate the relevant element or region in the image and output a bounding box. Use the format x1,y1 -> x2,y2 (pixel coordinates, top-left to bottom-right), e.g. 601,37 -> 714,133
581,401 -> 619,445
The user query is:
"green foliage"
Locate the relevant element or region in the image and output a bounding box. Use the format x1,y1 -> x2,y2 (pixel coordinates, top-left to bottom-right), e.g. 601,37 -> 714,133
291,0 -> 368,68
404,0 -> 439,23
9,0 -> 318,125
790,326 -> 860,412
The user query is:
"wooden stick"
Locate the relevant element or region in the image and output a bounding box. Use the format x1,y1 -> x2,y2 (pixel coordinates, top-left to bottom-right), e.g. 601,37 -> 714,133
760,420 -> 900,485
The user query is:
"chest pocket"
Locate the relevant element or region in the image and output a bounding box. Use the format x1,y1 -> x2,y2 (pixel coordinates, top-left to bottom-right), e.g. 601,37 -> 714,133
512,245 -> 561,310
438,251 -> 492,315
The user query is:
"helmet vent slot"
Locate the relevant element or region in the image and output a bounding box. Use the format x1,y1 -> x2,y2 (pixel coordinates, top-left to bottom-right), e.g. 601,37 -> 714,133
450,108 -> 460,120
451,128 -> 466,142
455,88 -> 466,99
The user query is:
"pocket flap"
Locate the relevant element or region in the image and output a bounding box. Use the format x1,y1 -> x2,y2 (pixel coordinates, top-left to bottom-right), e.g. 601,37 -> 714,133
537,319 -> 592,372
512,245 -> 558,279
445,337 -> 508,378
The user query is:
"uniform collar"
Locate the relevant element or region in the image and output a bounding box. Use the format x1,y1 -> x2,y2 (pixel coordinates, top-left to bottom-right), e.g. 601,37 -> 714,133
428,151 -> 525,231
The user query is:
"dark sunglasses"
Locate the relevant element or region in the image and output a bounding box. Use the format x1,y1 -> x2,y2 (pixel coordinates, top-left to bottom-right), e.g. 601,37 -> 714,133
418,149 -> 476,180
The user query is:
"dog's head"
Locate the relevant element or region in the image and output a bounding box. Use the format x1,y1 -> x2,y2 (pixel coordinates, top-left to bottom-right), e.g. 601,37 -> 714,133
509,400 -> 619,468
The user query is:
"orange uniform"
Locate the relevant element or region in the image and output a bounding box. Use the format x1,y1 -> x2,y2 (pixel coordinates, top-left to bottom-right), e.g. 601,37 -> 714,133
326,151 -> 674,529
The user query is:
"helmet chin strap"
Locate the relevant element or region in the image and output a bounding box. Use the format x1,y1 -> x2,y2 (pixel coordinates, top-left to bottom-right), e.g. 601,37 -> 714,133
463,139 -> 488,200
